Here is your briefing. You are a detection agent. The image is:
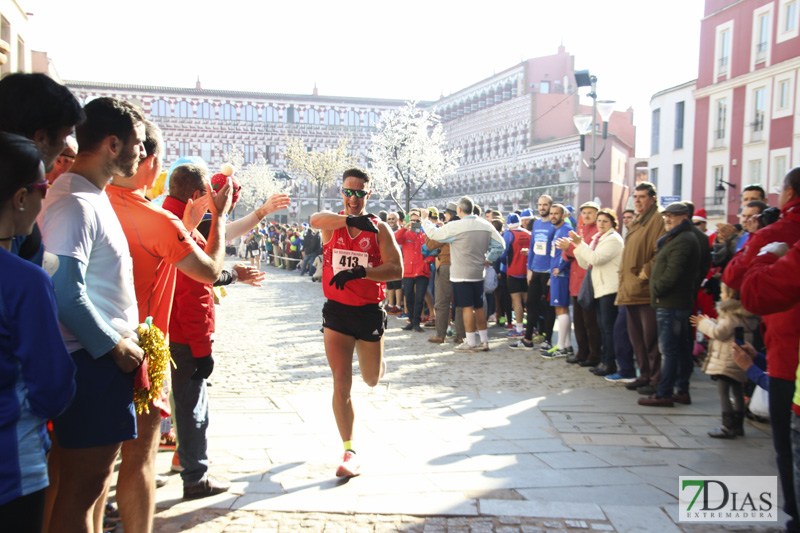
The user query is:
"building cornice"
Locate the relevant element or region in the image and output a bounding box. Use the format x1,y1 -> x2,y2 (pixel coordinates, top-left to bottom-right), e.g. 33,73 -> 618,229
65,80 -> 422,107
702,0 -> 747,21
650,79 -> 697,102
694,56 -> 800,99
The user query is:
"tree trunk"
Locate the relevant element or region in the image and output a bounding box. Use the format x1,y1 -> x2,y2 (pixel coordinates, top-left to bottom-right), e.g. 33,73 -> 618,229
405,181 -> 411,215
317,182 -> 322,212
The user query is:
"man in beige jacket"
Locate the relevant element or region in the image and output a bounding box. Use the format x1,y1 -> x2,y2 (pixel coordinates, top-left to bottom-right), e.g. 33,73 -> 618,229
616,182 -> 666,395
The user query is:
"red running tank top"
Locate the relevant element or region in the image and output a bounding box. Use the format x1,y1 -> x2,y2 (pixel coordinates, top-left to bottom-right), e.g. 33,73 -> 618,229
322,219 -> 385,306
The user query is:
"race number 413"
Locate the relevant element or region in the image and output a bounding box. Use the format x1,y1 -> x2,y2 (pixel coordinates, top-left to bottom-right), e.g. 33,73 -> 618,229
679,476 -> 777,522
332,249 -> 368,275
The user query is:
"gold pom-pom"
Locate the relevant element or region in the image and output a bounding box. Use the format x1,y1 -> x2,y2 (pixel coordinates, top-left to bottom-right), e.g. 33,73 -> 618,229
134,321 -> 175,415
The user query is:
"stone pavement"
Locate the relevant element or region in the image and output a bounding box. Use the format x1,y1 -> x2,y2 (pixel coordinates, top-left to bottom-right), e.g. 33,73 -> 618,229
123,261 -> 783,532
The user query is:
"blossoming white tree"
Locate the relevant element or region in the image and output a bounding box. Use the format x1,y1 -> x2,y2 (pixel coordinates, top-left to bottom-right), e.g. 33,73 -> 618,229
223,146 -> 286,218
283,137 -> 356,211
368,102 -> 461,214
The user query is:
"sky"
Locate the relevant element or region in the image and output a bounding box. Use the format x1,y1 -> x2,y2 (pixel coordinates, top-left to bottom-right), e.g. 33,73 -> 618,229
24,0 -> 705,157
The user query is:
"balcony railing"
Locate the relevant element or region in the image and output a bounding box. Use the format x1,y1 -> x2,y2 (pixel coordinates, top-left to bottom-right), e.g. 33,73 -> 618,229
704,196 -> 726,218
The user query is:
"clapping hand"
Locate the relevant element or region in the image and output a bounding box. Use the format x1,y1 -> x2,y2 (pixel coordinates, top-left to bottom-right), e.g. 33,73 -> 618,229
688,314 -> 708,327
554,237 -> 571,251
568,230 -> 582,246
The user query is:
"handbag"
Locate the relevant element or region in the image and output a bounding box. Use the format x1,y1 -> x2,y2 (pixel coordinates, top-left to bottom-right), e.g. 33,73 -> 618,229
577,267 -> 595,309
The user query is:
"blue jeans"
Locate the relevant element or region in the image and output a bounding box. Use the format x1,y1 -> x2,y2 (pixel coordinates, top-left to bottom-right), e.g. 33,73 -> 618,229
655,308 -> 693,399
170,342 -> 210,485
300,253 -> 318,276
402,276 -> 429,327
775,378 -> 800,532
595,294 -> 618,371
614,305 -> 636,377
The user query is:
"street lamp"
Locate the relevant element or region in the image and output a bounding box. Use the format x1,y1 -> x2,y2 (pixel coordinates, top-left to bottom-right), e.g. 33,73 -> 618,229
573,70 -> 615,203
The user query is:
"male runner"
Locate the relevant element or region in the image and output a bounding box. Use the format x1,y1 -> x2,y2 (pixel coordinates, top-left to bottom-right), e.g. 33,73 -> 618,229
310,168 -> 403,477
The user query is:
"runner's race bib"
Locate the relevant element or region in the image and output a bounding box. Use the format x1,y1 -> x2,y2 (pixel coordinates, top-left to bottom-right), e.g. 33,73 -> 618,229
534,241 -> 546,255
333,249 -> 369,274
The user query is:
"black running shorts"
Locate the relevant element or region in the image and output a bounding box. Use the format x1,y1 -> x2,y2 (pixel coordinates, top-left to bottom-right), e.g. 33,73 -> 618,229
322,300 -> 387,342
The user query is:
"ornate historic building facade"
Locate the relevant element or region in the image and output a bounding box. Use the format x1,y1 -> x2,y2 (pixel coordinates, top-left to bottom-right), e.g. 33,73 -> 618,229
66,45 -> 637,220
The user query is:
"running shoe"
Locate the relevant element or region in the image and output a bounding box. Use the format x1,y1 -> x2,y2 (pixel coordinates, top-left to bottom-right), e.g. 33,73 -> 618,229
386,306 -> 401,315
538,340 -> 554,351
506,330 -> 524,338
423,320 -> 437,329
396,313 -> 409,319
532,334 -> 546,344
540,344 -> 562,359
476,341 -> 490,352
506,324 -> 515,330
446,327 -> 455,337
605,373 -> 638,384
498,317 -> 506,326
509,339 -> 534,350
336,450 -> 361,477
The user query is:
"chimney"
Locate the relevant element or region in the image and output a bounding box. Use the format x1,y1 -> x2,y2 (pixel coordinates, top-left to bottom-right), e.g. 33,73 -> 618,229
196,76 -> 202,90
313,83 -> 318,96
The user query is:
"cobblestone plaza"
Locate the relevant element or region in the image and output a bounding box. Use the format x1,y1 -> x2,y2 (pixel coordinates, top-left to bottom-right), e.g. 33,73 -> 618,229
140,262 -> 782,532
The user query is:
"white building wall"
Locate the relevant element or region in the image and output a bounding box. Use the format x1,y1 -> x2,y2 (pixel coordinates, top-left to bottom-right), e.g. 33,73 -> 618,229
648,80 -> 696,201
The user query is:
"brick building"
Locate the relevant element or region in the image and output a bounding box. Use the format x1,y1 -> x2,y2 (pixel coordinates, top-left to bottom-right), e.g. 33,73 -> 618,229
65,46 -> 637,221
692,0 -> 800,223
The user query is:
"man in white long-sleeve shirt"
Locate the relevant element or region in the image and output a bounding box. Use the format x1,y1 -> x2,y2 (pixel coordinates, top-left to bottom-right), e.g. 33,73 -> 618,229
421,196 -> 504,352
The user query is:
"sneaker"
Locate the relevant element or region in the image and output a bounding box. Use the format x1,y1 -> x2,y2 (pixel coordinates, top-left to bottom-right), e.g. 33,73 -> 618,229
454,342 -> 479,352
532,334 -> 546,344
412,326 -> 425,333
336,450 -> 361,478
509,339 -> 533,350
402,323 -> 413,331
183,475 -> 232,499
397,313 -> 409,319
446,327 -> 455,337
155,474 -> 168,488
605,373 -> 638,384
386,306 -> 401,315
538,340 -> 554,352
487,313 -> 497,322
476,341 -> 490,352
506,330 -> 524,338
423,321 -> 437,329
170,451 -> 183,473
498,317 -> 506,326
506,324 -> 515,330
540,345 -> 562,359
159,430 -> 177,451
625,378 -> 650,391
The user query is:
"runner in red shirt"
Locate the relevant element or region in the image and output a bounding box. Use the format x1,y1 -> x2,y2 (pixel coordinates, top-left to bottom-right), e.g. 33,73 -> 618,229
310,168 -> 402,477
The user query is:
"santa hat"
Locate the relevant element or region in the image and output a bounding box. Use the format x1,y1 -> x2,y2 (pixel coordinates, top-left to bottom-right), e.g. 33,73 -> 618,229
520,208 -> 534,220
210,163 -> 241,206
692,208 -> 707,222
506,213 -> 521,228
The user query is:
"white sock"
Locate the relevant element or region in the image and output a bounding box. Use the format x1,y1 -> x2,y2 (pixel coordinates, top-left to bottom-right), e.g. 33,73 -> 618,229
466,331 -> 477,346
516,323 -> 523,333
478,329 -> 488,343
558,314 -> 572,348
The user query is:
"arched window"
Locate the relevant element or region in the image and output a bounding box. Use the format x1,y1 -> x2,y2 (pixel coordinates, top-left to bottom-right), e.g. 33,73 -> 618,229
304,108 -> 320,124
325,109 -> 340,125
367,111 -> 380,127
286,106 -> 297,123
345,110 -> 360,126
242,105 -> 257,121
221,103 -> 237,121
198,102 -> 215,119
151,99 -> 170,117
175,101 -> 191,118
264,105 -> 278,122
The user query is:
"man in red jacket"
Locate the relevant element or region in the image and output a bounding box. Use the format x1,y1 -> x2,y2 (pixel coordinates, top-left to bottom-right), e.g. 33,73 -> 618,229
395,209 -> 430,332
726,167 -> 800,533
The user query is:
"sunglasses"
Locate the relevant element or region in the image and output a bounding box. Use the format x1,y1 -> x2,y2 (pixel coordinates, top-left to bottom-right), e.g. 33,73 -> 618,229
693,222 -> 703,226
26,180 -> 48,198
342,188 -> 368,198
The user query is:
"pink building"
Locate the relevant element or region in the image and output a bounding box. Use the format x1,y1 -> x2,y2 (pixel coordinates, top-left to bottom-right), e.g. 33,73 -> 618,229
693,0 -> 800,222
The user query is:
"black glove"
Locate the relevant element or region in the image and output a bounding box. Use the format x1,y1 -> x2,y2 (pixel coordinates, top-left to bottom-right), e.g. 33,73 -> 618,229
345,214 -> 378,233
329,265 -> 367,290
191,354 -> 214,380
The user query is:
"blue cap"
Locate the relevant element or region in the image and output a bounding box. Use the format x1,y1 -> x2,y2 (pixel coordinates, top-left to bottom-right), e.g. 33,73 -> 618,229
520,208 -> 534,220
302,222 -> 309,228
506,213 -> 521,227
566,205 -> 575,214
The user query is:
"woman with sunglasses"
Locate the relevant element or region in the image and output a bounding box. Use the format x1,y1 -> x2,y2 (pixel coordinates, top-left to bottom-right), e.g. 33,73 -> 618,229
310,168 -> 403,478
0,133 -> 76,532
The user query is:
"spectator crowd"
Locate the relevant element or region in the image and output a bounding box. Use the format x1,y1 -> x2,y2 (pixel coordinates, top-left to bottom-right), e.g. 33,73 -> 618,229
2,71 -> 800,533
